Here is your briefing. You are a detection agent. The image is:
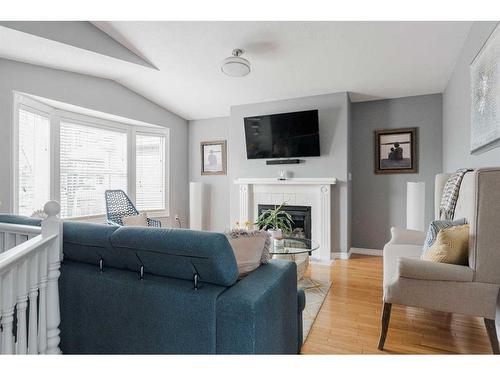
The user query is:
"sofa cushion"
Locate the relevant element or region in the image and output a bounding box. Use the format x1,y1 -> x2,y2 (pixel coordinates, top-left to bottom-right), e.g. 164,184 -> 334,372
110,227 -> 239,287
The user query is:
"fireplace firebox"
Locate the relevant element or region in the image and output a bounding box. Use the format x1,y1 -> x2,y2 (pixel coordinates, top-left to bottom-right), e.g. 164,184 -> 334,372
257,204 -> 312,239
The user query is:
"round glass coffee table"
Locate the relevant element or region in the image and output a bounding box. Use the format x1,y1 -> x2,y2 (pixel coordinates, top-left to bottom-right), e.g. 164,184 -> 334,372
270,238 -> 320,279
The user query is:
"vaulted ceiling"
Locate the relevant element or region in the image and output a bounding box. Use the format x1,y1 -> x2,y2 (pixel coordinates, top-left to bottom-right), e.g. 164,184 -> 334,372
0,21 -> 472,120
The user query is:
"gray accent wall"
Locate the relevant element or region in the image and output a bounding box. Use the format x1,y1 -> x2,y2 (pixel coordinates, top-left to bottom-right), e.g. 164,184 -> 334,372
351,94 -> 443,250
443,21 -> 500,171
188,117 -> 230,232
0,58 -> 188,224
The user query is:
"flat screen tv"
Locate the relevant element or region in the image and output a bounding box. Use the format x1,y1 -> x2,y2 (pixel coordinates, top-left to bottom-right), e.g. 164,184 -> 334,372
244,109 -> 320,159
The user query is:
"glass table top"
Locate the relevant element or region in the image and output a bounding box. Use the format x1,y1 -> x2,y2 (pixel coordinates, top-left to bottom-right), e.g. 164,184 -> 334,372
269,237 -> 320,255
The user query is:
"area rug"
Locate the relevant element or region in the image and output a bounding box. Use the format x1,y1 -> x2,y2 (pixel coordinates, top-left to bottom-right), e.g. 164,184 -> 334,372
298,277 -> 332,342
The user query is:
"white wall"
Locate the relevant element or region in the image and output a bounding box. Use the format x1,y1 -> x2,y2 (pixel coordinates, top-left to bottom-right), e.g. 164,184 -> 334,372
188,117 -> 230,232
443,21 -> 500,171
442,21 -> 500,335
0,58 -> 189,225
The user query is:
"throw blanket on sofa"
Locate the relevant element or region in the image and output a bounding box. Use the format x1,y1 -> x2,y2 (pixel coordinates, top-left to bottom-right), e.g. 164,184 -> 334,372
439,168 -> 473,220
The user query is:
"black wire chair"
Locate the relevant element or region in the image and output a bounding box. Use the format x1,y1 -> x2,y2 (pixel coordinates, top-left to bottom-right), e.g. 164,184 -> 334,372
104,189 -> 161,227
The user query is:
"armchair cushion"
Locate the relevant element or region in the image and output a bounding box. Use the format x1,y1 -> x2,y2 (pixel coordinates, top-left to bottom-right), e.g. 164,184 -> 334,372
387,227 -> 426,246
397,257 -> 473,282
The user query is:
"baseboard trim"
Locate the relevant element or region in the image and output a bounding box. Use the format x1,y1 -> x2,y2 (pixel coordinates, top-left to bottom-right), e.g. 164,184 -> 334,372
309,257 -> 335,266
350,247 -> 383,257
331,252 -> 351,260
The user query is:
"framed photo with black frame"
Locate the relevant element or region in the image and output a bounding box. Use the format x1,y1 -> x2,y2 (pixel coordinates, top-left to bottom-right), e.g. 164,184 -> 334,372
374,127 -> 418,174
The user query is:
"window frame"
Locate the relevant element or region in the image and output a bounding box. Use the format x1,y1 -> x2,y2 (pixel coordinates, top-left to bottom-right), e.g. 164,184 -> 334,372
12,93 -> 171,219
134,129 -> 169,215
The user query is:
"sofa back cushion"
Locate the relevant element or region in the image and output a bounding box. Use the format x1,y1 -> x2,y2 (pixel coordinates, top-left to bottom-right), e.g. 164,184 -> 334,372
62,221 -> 121,266
0,214 -> 41,227
110,227 -> 239,286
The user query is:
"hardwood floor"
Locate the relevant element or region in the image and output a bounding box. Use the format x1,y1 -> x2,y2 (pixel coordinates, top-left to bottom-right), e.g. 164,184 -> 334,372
300,254 -> 493,354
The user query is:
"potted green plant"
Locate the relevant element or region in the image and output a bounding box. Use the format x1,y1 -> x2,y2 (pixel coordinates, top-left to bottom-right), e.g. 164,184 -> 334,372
254,202 -> 294,239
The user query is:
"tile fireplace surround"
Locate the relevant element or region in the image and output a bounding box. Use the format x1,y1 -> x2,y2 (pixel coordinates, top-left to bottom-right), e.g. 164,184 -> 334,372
234,178 -> 337,264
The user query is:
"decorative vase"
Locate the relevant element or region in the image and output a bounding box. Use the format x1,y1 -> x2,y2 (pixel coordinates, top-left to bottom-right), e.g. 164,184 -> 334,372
267,228 -> 283,239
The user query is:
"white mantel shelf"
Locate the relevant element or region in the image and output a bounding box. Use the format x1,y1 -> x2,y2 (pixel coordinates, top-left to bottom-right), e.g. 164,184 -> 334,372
234,177 -> 337,185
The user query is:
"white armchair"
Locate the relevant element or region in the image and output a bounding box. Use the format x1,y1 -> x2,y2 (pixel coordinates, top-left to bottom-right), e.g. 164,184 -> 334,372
379,169 -> 500,354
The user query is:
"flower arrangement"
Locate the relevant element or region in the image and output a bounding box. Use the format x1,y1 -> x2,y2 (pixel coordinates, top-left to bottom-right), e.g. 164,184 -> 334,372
234,220 -> 253,230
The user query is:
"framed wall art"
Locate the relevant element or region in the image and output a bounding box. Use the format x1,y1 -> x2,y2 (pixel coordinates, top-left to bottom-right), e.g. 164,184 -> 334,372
374,128 -> 418,174
470,23 -> 500,154
200,140 -> 227,175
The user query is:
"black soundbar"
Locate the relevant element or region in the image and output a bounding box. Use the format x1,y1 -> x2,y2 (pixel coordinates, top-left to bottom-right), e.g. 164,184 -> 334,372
266,159 -> 301,165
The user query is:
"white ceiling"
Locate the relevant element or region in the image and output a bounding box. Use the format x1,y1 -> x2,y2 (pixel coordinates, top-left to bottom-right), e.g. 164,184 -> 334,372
0,21 -> 472,120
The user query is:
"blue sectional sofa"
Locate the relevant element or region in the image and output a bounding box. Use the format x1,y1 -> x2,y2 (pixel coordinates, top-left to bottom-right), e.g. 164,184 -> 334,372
0,215 -> 305,354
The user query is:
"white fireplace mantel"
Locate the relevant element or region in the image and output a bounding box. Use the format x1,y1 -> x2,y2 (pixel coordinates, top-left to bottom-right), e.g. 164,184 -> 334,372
234,177 -> 337,185
234,177 -> 337,263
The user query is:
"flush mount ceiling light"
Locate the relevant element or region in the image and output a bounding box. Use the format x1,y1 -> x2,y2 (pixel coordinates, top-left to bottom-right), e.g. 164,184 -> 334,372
221,49 -> 251,77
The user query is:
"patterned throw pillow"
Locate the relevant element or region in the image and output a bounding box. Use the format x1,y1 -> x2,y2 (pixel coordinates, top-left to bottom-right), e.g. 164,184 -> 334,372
422,224 -> 470,265
122,212 -> 148,227
225,229 -> 271,278
422,218 -> 467,256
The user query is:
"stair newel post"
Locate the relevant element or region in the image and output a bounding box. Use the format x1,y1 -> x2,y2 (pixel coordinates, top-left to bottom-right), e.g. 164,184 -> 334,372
42,201 -> 62,354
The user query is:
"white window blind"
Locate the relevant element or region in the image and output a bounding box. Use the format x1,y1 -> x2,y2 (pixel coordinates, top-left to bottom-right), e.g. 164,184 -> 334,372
59,121 -> 127,218
18,108 -> 50,216
136,134 -> 166,211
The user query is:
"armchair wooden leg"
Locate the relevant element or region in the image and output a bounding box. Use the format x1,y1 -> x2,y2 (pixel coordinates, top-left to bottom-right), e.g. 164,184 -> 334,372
378,302 -> 392,350
484,318 -> 500,354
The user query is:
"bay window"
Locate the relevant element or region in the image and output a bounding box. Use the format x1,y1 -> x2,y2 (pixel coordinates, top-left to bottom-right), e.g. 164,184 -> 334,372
59,121 -> 128,218
136,133 -> 166,211
14,94 -> 170,219
17,108 -> 51,216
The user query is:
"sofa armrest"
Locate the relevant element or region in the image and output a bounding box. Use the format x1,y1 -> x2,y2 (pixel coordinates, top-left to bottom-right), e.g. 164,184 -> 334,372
387,227 -> 426,246
216,259 -> 300,354
397,257 -> 474,282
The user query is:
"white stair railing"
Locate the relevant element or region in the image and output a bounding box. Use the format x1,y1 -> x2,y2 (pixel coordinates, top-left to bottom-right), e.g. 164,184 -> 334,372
0,201 -> 62,354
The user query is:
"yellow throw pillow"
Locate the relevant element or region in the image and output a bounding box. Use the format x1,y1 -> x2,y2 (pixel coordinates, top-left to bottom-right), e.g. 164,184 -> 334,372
422,224 -> 469,265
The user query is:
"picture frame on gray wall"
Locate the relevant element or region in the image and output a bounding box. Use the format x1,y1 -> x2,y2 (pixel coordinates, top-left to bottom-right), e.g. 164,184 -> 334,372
201,140 -> 227,175
374,127 -> 418,174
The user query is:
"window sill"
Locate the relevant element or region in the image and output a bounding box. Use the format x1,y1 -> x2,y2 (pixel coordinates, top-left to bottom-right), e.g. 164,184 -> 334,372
65,210 -> 170,222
